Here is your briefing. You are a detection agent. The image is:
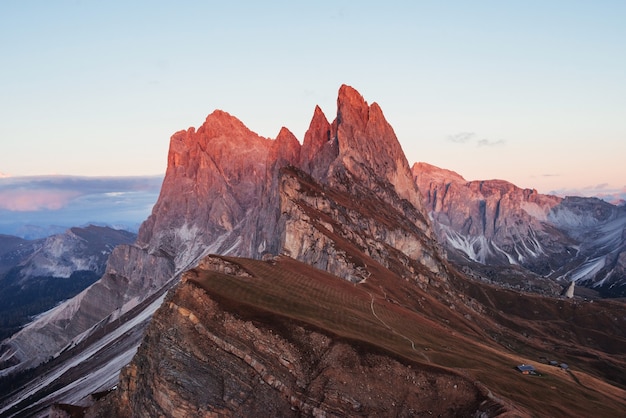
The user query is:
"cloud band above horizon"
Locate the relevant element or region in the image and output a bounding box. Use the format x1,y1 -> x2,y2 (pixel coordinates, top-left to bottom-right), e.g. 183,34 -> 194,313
0,175 -> 163,238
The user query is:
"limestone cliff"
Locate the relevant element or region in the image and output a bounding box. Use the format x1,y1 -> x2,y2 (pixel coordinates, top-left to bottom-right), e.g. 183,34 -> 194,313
413,162 -> 565,271
4,86 -> 626,418
0,85 -> 442,414
413,162 -> 626,296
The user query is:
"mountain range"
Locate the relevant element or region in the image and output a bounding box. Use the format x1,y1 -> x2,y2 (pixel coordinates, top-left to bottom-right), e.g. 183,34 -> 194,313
1,86 -> 625,417
413,162 -> 626,298
0,226 -> 136,341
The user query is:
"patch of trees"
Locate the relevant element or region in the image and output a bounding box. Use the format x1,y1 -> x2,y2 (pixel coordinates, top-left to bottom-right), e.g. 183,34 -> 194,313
0,269 -> 101,341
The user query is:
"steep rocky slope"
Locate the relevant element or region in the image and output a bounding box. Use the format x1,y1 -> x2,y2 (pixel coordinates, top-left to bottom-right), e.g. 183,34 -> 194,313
87,86 -> 626,416
86,256 -> 508,418
88,254 -> 626,418
0,85 -> 439,415
0,226 -> 136,341
413,162 -> 626,297
2,86 -> 626,417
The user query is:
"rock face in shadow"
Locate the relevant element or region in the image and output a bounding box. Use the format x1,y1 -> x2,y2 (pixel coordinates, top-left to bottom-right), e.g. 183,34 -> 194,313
0,244 -> 175,375
0,226 -> 136,341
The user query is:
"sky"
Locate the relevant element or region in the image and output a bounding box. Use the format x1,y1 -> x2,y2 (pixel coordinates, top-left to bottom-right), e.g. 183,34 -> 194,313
1,1 -> 625,224
0,175 -> 162,238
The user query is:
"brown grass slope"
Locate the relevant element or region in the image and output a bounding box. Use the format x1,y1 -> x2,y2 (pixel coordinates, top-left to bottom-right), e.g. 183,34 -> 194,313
186,255 -> 626,418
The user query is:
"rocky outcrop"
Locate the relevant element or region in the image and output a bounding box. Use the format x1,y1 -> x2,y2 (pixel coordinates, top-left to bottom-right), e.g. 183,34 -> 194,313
0,226 -> 137,342
413,162 -> 626,296
279,165 -> 439,282
85,257 -> 498,418
0,85 -> 441,414
18,226 -> 136,280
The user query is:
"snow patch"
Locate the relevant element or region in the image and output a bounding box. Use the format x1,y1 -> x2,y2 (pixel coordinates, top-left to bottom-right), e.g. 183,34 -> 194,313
0,292 -> 167,415
445,229 -> 491,263
492,242 -> 518,264
570,257 -> 606,282
223,236 -> 242,255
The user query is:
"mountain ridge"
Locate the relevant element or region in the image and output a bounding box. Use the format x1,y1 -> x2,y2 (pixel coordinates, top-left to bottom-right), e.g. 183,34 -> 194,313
0,84 -> 439,414
1,85 -> 625,417
0,226 -> 136,342
413,162 -> 626,297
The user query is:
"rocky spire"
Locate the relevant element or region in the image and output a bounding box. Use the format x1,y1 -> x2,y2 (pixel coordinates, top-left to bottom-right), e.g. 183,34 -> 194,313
272,126 -> 300,166
300,105 -> 336,179
329,84 -> 427,215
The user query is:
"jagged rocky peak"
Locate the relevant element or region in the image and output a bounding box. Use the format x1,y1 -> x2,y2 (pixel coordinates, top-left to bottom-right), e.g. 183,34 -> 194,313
299,105 -> 335,179
329,85 -> 424,212
137,109 -> 277,264
166,109 -> 267,171
271,126 -> 300,165
138,84 -> 432,267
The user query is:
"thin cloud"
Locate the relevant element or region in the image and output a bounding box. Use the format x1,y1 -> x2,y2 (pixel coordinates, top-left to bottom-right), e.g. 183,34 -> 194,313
0,176 -> 162,206
447,133 -> 507,148
542,174 -> 560,177
0,175 -> 163,237
550,184 -> 626,204
447,132 -> 475,143
0,189 -> 81,211
477,139 -> 506,147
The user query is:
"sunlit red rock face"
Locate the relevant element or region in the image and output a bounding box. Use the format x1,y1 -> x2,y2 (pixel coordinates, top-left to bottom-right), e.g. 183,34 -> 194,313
413,162 -> 565,271
0,85 -> 441,415
137,84 -> 434,275
137,110 -> 275,266
413,162 -> 626,297
5,85 -> 626,418
333,86 -> 425,213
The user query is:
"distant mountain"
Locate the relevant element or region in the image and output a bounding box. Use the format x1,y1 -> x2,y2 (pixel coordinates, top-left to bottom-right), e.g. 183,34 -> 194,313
0,234 -> 41,277
1,86 -> 625,417
413,162 -> 626,297
0,226 -> 136,341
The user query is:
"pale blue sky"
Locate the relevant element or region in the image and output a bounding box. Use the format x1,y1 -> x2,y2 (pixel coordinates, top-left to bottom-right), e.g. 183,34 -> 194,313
1,1 -> 625,196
